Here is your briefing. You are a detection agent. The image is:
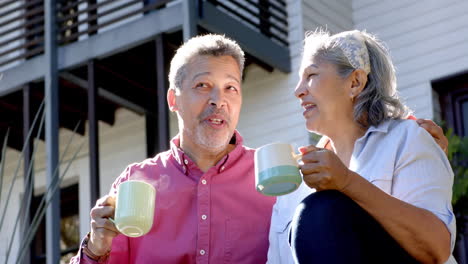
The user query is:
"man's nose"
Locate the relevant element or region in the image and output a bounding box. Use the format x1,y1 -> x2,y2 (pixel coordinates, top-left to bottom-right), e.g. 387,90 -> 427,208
209,88 -> 226,108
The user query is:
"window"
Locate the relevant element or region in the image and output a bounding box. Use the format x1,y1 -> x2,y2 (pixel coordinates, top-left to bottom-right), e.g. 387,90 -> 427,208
433,71 -> 468,137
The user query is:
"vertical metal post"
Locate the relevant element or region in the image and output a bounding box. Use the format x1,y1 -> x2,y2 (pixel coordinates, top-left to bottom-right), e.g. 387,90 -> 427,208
182,0 -> 198,41
21,84 -> 33,264
45,0 -> 61,263
88,60 -> 100,205
155,35 -> 169,152
146,35 -> 169,157
145,113 -> 157,157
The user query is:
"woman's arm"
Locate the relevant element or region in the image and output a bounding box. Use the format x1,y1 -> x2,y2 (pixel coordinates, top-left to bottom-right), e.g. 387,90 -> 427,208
300,127 -> 454,264
342,171 -> 451,263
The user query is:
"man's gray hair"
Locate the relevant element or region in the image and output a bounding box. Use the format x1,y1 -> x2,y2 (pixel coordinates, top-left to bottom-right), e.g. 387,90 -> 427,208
303,30 -> 410,128
168,34 -> 245,91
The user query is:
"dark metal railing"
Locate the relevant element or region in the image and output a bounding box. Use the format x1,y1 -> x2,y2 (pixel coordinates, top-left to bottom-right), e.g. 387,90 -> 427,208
206,0 -> 289,46
0,0 -> 173,69
56,0 -> 174,45
0,0 -> 45,69
0,0 -> 289,70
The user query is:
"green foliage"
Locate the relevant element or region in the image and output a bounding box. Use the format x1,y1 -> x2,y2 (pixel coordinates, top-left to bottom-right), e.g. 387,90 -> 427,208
445,128 -> 468,213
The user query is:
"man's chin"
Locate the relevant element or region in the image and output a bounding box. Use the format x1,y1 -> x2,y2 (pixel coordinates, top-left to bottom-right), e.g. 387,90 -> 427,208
196,132 -> 232,150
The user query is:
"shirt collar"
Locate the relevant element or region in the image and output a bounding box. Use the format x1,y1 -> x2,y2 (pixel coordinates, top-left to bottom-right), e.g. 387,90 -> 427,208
169,130 -> 245,175
358,119 -> 392,142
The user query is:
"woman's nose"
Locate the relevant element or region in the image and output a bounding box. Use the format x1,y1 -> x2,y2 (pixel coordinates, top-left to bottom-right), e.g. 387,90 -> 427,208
294,80 -> 307,98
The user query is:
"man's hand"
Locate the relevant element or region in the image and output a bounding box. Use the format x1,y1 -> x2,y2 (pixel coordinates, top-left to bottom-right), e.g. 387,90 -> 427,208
298,145 -> 353,192
88,195 -> 119,256
416,119 -> 448,155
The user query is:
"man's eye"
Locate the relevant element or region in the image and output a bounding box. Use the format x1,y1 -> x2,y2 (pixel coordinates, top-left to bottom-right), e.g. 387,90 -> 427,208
307,73 -> 316,79
227,86 -> 238,91
196,83 -> 208,88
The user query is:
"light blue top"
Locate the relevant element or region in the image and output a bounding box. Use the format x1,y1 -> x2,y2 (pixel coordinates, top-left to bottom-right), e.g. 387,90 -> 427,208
267,119 -> 457,264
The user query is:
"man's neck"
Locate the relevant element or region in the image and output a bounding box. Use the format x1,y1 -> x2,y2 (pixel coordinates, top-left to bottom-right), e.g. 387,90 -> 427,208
179,136 -> 236,173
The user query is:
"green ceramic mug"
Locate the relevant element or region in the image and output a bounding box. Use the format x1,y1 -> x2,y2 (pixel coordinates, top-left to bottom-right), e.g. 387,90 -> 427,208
255,142 -> 302,196
111,180 -> 156,237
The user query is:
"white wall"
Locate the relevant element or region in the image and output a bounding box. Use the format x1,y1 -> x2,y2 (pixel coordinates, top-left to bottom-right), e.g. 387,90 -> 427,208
302,0 -> 353,33
237,0 -> 309,149
353,0 -> 468,119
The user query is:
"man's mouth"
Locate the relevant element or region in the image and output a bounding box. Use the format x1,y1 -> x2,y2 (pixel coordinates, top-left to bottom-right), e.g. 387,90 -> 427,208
208,118 -> 224,125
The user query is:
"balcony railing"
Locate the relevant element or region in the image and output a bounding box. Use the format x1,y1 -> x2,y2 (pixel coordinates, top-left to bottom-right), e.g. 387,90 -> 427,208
0,0 -> 45,70
0,0 -> 289,72
0,0 -> 174,70
207,0 -> 288,47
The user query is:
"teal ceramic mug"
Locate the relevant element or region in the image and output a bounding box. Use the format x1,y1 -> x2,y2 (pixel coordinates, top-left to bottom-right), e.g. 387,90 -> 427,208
254,143 -> 302,196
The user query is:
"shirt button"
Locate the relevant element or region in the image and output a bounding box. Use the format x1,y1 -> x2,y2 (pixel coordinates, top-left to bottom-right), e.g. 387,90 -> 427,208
220,166 -> 225,171
200,249 -> 206,255
184,159 -> 189,165
183,167 -> 187,173
201,214 -> 207,220
201,179 -> 207,185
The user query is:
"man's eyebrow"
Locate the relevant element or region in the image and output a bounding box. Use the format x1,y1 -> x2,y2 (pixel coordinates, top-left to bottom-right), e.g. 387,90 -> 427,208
226,74 -> 240,84
191,72 -> 240,84
192,72 -> 210,81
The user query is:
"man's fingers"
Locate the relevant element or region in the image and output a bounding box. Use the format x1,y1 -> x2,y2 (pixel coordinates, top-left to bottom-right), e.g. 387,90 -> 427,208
416,119 -> 448,154
90,205 -> 115,220
96,195 -> 116,207
417,119 -> 443,139
92,217 -> 119,234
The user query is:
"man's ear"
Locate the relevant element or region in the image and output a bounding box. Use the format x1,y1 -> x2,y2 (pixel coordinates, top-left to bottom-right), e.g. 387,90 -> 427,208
167,88 -> 177,112
349,69 -> 368,99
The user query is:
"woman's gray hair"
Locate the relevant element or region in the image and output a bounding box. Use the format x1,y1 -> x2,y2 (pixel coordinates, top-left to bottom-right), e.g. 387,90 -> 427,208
168,34 -> 245,91
303,30 -> 410,128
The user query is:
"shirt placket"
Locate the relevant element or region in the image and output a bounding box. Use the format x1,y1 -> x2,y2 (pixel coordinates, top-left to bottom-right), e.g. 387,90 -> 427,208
196,171 -> 211,263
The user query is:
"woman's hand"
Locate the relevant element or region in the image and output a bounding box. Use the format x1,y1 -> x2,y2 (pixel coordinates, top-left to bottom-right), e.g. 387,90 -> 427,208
299,145 -> 353,192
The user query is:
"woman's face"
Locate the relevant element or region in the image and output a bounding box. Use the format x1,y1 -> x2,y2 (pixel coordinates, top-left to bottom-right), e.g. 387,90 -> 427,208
295,55 -> 355,135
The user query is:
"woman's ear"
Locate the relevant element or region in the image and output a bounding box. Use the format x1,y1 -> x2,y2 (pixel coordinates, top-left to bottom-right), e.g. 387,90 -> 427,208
167,88 -> 178,112
349,69 -> 368,99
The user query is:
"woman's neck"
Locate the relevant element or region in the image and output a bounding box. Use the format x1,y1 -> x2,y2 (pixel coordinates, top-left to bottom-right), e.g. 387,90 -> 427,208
326,121 -> 367,167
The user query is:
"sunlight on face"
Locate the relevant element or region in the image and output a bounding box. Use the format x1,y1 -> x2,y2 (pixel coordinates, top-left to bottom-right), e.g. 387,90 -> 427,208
295,56 -> 353,135
175,55 -> 242,152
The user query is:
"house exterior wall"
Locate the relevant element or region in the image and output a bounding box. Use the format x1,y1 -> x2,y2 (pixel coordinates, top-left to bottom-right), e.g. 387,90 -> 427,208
302,0 -> 353,34
352,0 -> 468,119
238,0 -> 308,149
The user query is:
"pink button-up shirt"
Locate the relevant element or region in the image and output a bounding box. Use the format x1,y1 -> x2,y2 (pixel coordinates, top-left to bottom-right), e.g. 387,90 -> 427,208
71,131 -> 275,264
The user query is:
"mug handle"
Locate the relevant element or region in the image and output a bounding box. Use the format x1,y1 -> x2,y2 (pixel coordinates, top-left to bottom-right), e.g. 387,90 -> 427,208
292,153 -> 303,165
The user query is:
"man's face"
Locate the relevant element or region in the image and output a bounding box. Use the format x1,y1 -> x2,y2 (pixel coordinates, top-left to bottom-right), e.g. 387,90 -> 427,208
168,55 -> 242,152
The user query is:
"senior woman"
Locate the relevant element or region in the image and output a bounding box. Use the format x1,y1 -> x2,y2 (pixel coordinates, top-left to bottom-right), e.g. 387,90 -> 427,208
268,30 -> 456,264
